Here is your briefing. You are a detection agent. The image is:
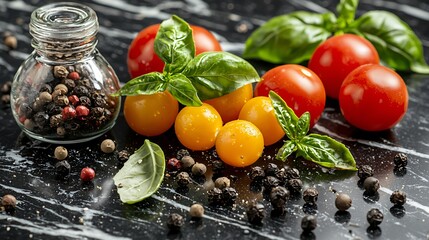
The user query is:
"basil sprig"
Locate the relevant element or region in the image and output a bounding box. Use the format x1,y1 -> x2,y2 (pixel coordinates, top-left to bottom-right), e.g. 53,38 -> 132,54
270,91 -> 357,171
244,0 -> 429,74
114,15 -> 259,105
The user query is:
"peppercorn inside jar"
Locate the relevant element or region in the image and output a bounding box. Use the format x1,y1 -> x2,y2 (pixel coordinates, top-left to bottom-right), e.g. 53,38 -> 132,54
10,2 -> 121,143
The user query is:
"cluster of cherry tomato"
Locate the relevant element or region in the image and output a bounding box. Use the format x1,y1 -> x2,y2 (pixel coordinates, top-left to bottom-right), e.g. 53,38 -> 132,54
123,24 -> 409,167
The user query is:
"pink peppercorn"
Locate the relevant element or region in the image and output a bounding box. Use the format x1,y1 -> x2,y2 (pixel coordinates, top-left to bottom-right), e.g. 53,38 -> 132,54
62,106 -> 76,120
68,71 -> 80,81
68,95 -> 80,106
80,167 -> 95,181
76,105 -> 90,117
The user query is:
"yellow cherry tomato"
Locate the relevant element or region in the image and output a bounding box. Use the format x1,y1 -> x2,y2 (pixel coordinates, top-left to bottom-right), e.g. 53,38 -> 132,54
175,103 -> 223,151
124,91 -> 178,136
239,96 -> 285,146
204,84 -> 253,123
215,120 -> 264,167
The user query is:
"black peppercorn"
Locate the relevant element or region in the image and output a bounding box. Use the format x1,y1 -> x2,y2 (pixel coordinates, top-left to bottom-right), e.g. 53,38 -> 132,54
222,187 -> 238,206
367,208 -> 383,226
284,166 -> 300,180
192,163 -> 207,176
390,190 -> 407,206
208,187 -> 223,205
303,187 -> 319,205
79,96 -> 92,107
1,94 -> 10,105
46,102 -> 63,115
167,213 -> 184,232
49,114 -> 63,128
274,168 -> 287,184
265,163 -> 279,177
33,111 -> 49,127
19,102 -> 33,118
212,160 -> 225,172
263,176 -> 280,192
214,177 -> 231,189
393,153 -> 408,168
249,166 -> 265,182
176,172 -> 191,187
357,165 -> 374,181
55,160 -> 71,178
335,193 -> 352,211
287,178 -> 303,193
0,81 -> 12,94
176,149 -> 190,160
246,202 -> 265,225
62,78 -> 76,90
118,150 -> 130,162
180,155 -> 195,169
363,177 -> 380,194
301,215 -> 317,232
39,84 -> 52,93
1,194 -> 17,213
94,97 -> 107,108
269,186 -> 290,210
73,85 -> 89,97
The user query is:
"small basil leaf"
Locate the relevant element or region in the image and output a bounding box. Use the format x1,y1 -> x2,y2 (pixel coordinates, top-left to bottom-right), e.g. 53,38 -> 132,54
296,134 -> 357,170
183,52 -> 259,101
113,72 -> 166,96
167,73 -> 202,107
269,91 -> 299,140
113,139 -> 166,204
276,140 -> 297,161
336,0 -> 358,29
350,11 -> 429,73
296,112 -> 310,139
155,15 -> 195,74
243,11 -> 336,64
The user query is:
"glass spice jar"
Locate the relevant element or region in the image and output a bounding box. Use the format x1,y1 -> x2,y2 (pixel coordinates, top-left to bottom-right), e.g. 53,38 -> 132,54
10,2 -> 121,144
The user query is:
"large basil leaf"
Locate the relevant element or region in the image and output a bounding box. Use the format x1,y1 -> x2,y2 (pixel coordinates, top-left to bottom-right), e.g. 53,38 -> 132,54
113,140 -> 166,204
242,12 -> 336,64
296,134 -> 357,170
269,91 -> 299,140
154,15 -> 195,74
349,11 -> 429,73
276,140 -> 297,161
167,73 -> 202,107
113,72 -> 166,96
336,0 -> 358,29
182,51 -> 259,100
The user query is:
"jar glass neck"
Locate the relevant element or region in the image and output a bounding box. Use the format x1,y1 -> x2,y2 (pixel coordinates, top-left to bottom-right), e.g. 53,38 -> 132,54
29,2 -> 99,62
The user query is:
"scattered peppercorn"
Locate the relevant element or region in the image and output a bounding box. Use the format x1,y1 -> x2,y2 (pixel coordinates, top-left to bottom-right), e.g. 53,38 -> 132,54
1,194 -> 17,213
212,160 -> 225,172
80,167 -> 95,182
55,160 -> 71,178
100,139 -> 115,153
176,149 -> 190,160
265,163 -> 279,177
167,213 -> 184,232
274,168 -> 287,184
284,166 -> 300,180
363,177 -> 380,194
263,176 -> 280,192
214,177 -> 231,189
54,146 -> 68,160
189,203 -> 204,218
118,150 -> 130,162
222,187 -> 238,206
301,215 -> 317,232
176,172 -> 191,187
1,94 -> 10,105
180,155 -> 195,169
393,153 -> 408,168
246,202 -> 265,225
4,34 -> 17,50
191,163 -> 207,176
335,193 -> 352,211
269,186 -> 290,210
167,158 -> 181,172
390,190 -> 407,206
249,166 -> 265,183
367,208 -> 383,226
287,178 -> 303,193
357,165 -> 374,181
207,187 -> 223,205
303,187 -> 319,205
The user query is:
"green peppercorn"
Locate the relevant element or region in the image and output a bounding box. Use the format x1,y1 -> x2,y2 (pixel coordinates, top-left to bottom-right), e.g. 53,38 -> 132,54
54,146 -> 68,160
100,139 -> 115,153
192,163 -> 207,176
214,177 -> 231,189
180,155 -> 195,169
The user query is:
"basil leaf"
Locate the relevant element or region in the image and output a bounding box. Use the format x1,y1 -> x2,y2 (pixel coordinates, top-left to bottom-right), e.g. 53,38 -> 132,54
243,12 -> 336,64
336,0 -> 358,29
296,134 -> 357,170
113,72 -> 166,96
276,140 -> 297,161
183,52 -> 259,100
269,91 -> 299,140
296,112 -> 310,139
167,73 -> 202,107
350,11 -> 429,73
113,140 -> 166,204
155,15 -> 195,74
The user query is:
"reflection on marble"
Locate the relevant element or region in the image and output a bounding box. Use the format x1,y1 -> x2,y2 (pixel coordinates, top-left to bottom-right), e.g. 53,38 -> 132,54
1,0 -> 429,239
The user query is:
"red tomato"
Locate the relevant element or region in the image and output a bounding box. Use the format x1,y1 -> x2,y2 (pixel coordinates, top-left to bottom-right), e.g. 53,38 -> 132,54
127,24 -> 222,78
339,64 -> 408,131
254,64 -> 326,127
308,34 -> 380,99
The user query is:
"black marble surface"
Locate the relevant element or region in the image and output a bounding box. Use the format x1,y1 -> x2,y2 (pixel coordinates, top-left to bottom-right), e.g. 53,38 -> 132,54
1,0 -> 429,239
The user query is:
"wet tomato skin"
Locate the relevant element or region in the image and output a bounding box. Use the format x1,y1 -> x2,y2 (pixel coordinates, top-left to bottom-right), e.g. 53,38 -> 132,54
339,64 -> 408,131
